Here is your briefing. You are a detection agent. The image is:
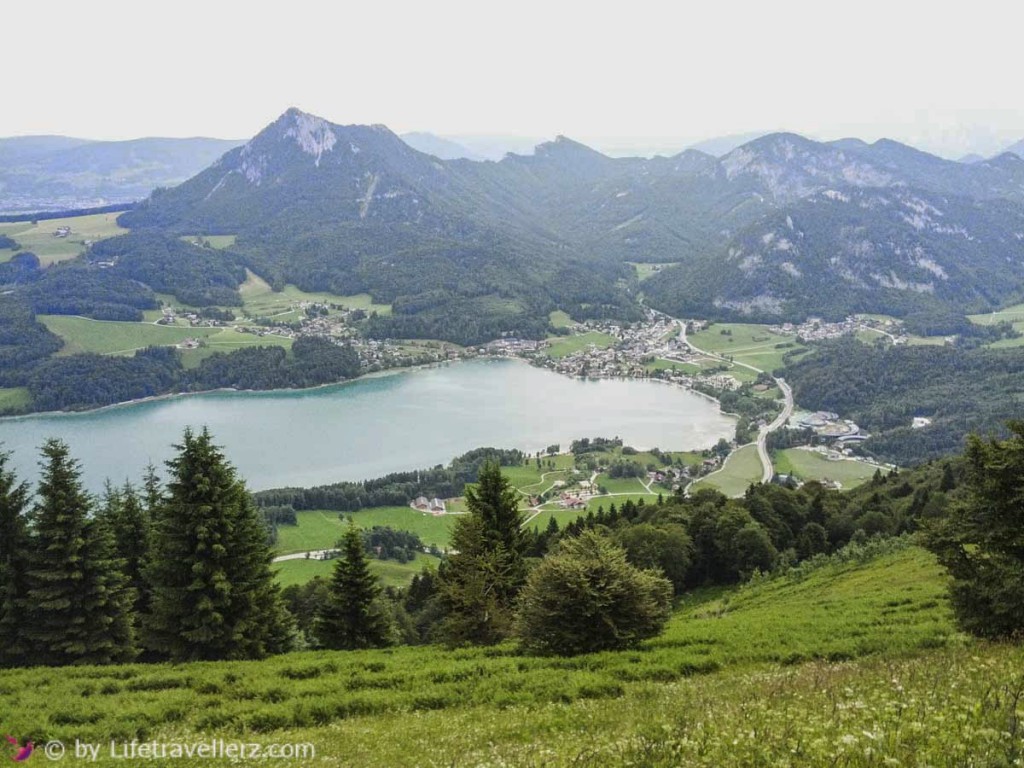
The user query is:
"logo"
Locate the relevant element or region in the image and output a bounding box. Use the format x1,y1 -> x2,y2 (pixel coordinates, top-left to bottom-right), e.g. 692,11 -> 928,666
4,736 -> 33,762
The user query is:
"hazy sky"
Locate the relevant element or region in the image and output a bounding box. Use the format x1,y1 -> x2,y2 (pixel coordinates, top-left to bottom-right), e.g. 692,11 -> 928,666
5,0 -> 1024,157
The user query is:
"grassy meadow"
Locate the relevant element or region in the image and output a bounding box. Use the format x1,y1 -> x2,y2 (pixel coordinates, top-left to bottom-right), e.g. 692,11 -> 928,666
773,447 -> 882,489
0,212 -> 127,265
239,273 -> 392,319
0,386 -> 32,414
544,330 -> 616,358
274,552 -> 440,589
690,443 -> 763,497
969,302 -> 1024,348
275,509 -> 456,555
181,234 -> 238,249
688,322 -> 806,374
1,545 -> 1012,767
629,261 -> 678,281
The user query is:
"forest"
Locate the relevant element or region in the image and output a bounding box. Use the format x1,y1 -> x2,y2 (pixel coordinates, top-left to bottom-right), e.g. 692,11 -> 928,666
7,336 -> 360,413
782,337 -> 1024,464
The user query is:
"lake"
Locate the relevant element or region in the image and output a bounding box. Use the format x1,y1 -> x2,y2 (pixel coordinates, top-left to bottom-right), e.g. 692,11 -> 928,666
0,358 -> 734,492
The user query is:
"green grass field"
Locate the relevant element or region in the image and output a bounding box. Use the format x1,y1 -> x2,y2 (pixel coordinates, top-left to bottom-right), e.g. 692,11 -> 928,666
0,545 -> 1003,767
688,323 -> 805,374
690,443 -> 763,497
773,448 -> 881,489
629,262 -> 678,280
274,551 -> 440,588
595,475 -> 649,494
239,274 -> 392,319
40,315 -> 294,358
968,303 -> 1024,348
545,331 -> 617,359
274,509 -> 457,557
0,386 -> 32,413
181,234 -> 238,250
548,310 -> 573,329
40,316 -> 223,356
0,212 -> 127,265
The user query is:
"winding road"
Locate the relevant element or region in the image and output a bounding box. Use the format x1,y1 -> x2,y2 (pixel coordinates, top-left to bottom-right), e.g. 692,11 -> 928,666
675,318 -> 794,486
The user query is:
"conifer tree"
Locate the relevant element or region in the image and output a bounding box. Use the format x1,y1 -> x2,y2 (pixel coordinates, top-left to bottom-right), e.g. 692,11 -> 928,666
100,482 -> 152,616
925,422 -> 1024,638
77,514 -> 137,664
23,439 -> 135,665
437,461 -> 528,645
315,523 -> 392,650
145,428 -> 291,661
0,452 -> 30,667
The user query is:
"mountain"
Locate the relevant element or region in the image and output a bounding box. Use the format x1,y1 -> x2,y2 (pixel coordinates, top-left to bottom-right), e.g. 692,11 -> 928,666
122,109 -> 639,344
959,153 -> 986,164
644,134 -> 1024,323
686,131 -> 773,157
0,135 -> 242,213
121,111 -> 1024,337
399,132 -> 483,161
1004,138 -> 1024,158
435,134 -> 549,161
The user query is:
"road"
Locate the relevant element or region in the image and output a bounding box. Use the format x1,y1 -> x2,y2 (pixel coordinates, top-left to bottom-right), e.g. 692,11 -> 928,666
676,317 -> 794,486
272,550 -> 335,563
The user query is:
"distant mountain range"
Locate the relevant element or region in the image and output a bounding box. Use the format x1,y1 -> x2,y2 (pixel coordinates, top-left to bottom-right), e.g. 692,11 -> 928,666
114,109 -> 1024,340
0,135 -> 242,213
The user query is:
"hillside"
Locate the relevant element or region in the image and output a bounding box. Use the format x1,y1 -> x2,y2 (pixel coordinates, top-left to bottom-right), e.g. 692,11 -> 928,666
121,114 -> 1024,335
121,109 -> 640,344
5,544 -> 1017,767
0,135 -> 242,213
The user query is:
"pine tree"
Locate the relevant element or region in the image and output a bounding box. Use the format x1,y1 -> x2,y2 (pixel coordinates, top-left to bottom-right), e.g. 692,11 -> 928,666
462,460 -> 528,598
0,452 -> 30,667
145,428 -> 291,661
23,439 -> 135,666
315,523 -> 392,650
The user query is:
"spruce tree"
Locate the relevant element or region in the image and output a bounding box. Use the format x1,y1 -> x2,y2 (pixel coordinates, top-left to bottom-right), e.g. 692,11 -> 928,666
925,423 -> 1024,638
77,515 -> 137,664
23,439 -> 134,665
99,482 -> 152,616
315,523 -> 392,650
145,428 -> 291,661
437,461 -> 529,645
0,452 -> 30,667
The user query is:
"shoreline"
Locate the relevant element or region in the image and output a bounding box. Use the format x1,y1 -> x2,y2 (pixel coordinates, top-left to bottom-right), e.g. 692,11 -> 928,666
0,358 -> 462,422
0,354 -> 737,428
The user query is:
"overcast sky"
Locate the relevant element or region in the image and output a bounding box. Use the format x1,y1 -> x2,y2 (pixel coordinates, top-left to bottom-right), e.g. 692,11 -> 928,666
5,0 -> 1023,157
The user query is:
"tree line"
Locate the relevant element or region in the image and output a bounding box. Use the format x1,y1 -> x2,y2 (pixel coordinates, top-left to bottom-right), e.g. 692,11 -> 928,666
2,426 -> 1020,667
1,334 -> 360,414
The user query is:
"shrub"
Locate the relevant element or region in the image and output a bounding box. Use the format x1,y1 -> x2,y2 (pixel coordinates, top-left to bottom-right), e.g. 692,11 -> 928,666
515,531 -> 672,655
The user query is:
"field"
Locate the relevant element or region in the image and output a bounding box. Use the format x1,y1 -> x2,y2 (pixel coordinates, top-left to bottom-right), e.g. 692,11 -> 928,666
275,509 -> 456,556
39,316 -> 223,356
773,447 -> 881,489
688,322 -> 806,374
547,310 -> 574,329
181,234 -> 238,249
0,386 -> 32,413
544,330 -> 617,358
629,261 -> 678,281
274,551 -> 440,588
40,315 -> 295,359
239,274 -> 392,320
690,443 -> 763,496
0,212 -> 126,265
1,545 -> 1011,767
969,302 -> 1024,348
